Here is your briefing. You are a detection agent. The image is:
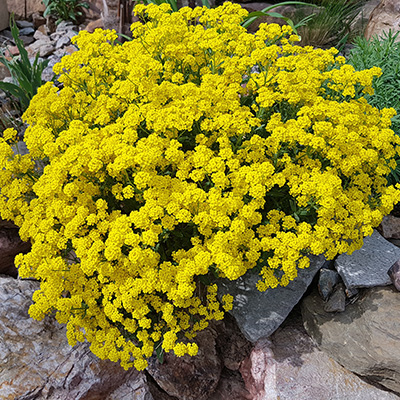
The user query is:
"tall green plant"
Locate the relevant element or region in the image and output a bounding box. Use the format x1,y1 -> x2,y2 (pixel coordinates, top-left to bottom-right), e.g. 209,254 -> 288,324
42,0 -> 89,25
292,0 -> 364,49
347,30 -> 400,184
0,16 -> 49,112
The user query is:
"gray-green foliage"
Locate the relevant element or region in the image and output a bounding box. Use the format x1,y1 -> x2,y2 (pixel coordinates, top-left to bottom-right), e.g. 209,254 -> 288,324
347,30 -> 400,184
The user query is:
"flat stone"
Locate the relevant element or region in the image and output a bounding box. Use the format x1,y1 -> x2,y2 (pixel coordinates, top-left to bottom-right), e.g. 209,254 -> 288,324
335,230 -> 398,290
240,308 -> 400,400
18,27 -> 34,36
11,140 -> 28,156
214,313 -> 252,371
218,255 -> 325,343
19,35 -> 34,46
15,20 -> 34,29
39,43 -> 55,57
33,29 -> 50,41
302,286 -> 400,395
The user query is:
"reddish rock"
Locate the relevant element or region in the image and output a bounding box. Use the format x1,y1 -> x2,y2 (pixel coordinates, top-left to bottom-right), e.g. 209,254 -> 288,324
0,0 -> 8,31
302,287 -> 400,395
85,18 -> 104,33
214,314 -> 252,371
208,369 -> 252,400
0,60 -> 11,80
379,215 -> 400,239
37,24 -> 48,35
0,220 -> 30,278
5,45 -> 19,57
146,328 -> 222,400
32,12 -> 46,29
240,307 -> 400,399
364,0 -> 400,41
6,0 -> 45,19
388,259 -> 400,291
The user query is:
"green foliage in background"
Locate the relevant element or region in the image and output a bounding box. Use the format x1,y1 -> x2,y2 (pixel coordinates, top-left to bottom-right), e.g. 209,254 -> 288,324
42,0 -> 89,25
139,0 -> 317,34
347,30 -> 400,184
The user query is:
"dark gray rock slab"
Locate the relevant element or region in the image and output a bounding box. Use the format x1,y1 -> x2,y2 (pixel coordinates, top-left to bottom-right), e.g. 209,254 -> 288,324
323,282 -> 346,313
218,255 -> 325,343
335,230 -> 400,290
302,286 -> 400,395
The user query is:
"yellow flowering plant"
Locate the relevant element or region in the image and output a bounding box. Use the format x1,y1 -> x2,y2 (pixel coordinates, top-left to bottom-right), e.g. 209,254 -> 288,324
1,2 -> 400,371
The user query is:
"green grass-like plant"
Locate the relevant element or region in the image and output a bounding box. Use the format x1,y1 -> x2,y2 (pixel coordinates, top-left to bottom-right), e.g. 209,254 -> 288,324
0,16 -> 49,112
292,0 -> 365,49
43,0 -> 89,25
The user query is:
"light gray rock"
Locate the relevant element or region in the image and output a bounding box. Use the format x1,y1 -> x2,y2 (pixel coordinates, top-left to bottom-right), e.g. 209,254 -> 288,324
28,39 -> 55,57
56,35 -> 71,50
33,29 -> 50,41
335,230 -> 399,290
218,255 -> 325,343
240,309 -> 400,400
56,21 -> 78,31
0,276 -> 153,399
302,286 -> 400,395
39,43 -> 56,57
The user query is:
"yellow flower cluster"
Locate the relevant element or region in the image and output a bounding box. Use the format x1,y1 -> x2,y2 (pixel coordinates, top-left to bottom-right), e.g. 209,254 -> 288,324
1,2 -> 399,370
